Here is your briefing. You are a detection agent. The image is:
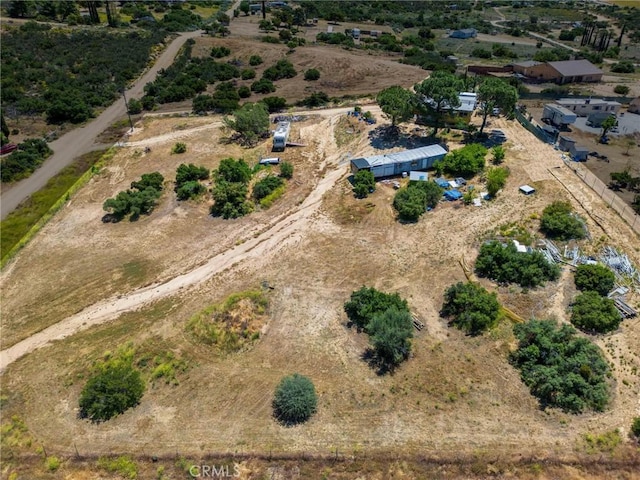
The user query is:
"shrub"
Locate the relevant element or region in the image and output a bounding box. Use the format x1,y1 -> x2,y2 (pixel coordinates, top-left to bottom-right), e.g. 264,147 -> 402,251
251,78 -> 276,94
344,286 -> 409,331
210,46 -> 231,58
574,264 -> 615,296
45,456 -> 61,472
472,47 -> 492,58
632,417 -> 640,439
79,362 -> 145,422
610,61 -> 635,73
131,172 -> 164,192
97,456 -> 138,479
103,172 -> 164,221
368,307 -> 413,369
393,181 -> 443,222
280,162 -> 293,179
262,59 -> 297,81
216,158 -> 252,183
492,145 -> 505,164
540,201 -> 586,240
249,55 -> 263,66
238,85 -> 251,98
260,96 -> 287,112
304,68 -> 321,81
176,163 -> 209,187
299,91 -> 330,107
172,142 -> 187,154
210,181 -> 253,219
241,68 -> 256,80
613,85 -> 629,95
486,166 -> 509,198
571,291 -> 621,334
127,98 -> 142,115
353,170 -> 375,198
0,138 -> 53,182
441,282 -> 500,335
253,175 -> 284,200
272,373 -> 317,425
438,143 -> 487,178
176,181 -> 206,201
475,240 -> 560,288
511,320 -> 610,413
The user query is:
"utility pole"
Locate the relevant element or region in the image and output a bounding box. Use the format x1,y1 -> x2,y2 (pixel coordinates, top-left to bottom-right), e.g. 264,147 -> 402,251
122,89 -> 134,132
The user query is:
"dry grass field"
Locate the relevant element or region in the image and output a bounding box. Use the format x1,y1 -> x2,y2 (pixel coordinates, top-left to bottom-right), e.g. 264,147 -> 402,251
2,14 -> 640,480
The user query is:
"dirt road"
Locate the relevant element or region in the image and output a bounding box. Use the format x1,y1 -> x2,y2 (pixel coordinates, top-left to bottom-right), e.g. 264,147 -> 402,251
0,30 -> 204,220
0,115 -> 348,372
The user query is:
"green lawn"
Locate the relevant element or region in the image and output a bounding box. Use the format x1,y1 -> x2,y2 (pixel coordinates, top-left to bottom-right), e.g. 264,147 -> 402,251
1,149 -> 106,260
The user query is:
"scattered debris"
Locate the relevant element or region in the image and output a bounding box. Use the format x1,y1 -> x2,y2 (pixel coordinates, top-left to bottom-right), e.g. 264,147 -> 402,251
599,246 -> 640,286
411,313 -> 425,331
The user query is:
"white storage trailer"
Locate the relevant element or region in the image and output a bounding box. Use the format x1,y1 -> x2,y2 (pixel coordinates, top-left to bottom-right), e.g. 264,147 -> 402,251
542,104 -> 577,127
272,122 -> 290,151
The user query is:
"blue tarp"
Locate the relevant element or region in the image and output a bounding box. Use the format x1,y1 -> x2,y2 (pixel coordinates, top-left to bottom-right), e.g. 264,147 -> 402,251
435,178 -> 450,189
444,189 -> 463,201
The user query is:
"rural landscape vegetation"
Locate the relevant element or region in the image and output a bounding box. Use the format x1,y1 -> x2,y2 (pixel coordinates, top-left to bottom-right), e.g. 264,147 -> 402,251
1,0 -> 639,478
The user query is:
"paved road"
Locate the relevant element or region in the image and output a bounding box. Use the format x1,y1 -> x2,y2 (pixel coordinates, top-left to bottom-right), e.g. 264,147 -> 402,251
0,30 -> 204,220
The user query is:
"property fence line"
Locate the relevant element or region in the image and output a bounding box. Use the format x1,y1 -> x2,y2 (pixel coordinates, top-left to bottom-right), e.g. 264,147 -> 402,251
514,109 -> 554,144
563,159 -> 640,235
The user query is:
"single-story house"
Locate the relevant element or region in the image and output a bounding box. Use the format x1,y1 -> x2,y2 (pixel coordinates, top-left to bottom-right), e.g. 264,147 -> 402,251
628,97 -> 640,114
418,92 -> 478,125
350,145 -> 448,179
513,59 -> 603,84
556,98 -> 621,117
450,28 -> 477,39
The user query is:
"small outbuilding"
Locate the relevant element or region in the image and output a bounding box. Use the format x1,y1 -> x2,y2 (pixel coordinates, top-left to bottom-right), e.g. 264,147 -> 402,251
450,28 -> 477,39
409,171 -> 429,182
519,185 -> 536,195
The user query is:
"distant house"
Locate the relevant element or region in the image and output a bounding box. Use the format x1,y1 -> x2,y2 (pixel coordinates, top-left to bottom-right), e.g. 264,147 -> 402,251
628,97 -> 640,114
542,104 -> 577,127
449,28 -> 477,39
512,59 -> 603,84
556,98 -> 621,117
418,92 -> 478,125
350,145 -> 448,179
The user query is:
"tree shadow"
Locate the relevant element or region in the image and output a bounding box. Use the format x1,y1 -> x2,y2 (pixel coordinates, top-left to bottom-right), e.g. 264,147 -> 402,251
361,348 -> 396,376
368,125 -> 437,151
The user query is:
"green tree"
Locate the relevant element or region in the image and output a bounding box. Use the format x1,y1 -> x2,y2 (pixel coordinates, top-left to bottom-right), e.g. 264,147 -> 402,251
393,186 -> 427,222
253,175 -> 284,200
438,143 -> 487,178
344,286 -> 409,332
486,166 -> 509,198
262,59 -> 297,81
571,291 -> 621,334
414,71 -> 464,134
210,181 -> 253,219
7,0 -> 35,18
304,68 -> 321,81
251,78 -> 276,94
172,142 -> 187,154
632,418 -> 640,440
353,170 -> 375,198
127,98 -> 142,115
511,320 -> 609,413
224,102 -> 270,146
240,0 -> 250,16
600,115 -> 617,143
610,61 -> 635,73
131,172 -> 164,192
368,307 -> 414,369
477,78 -> 518,135
491,145 -> 505,164
260,96 -> 287,112
216,158 -> 252,184
441,282 -> 501,335
249,55 -> 263,66
79,362 -> 145,422
176,181 -> 206,201
574,264 -> 615,296
614,85 -> 630,95
376,86 -> 414,127
540,201 -> 586,240
272,373 -> 318,425
280,162 -> 293,179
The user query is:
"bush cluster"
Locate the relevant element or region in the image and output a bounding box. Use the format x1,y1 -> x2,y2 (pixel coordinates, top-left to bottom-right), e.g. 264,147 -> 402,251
441,282 -> 500,335
393,180 -> 443,222
437,144 -> 487,178
571,291 -> 621,334
175,163 -> 209,201
253,175 -> 284,201
475,240 -> 560,288
262,59 -> 297,81
511,320 -> 610,413
344,287 -> 413,371
353,170 -> 375,198
540,201 -> 586,240
1,138 -> 52,182
574,264 -> 615,296
298,91 -> 330,107
103,172 -> 164,221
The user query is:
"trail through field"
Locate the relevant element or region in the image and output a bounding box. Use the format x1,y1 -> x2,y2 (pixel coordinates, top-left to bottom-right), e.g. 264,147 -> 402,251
0,115 -> 347,372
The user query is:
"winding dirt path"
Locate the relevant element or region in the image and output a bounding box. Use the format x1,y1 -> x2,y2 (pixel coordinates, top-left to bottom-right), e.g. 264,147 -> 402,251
0,116 -> 347,373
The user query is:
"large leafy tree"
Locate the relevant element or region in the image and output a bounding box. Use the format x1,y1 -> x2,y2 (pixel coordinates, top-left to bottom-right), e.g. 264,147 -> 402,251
574,264 -> 615,296
353,170 -> 375,198
571,291 -> 621,334
438,143 -> 487,178
79,362 -> 145,422
224,102 -> 270,146
344,287 -> 409,331
272,373 -> 317,425
414,71 -> 464,134
540,201 -> 586,240
511,320 -> 610,413
392,180 -> 443,222
599,115 -> 617,143
376,86 -> 414,127
476,78 -> 518,134
441,282 -> 501,335
368,307 -> 414,369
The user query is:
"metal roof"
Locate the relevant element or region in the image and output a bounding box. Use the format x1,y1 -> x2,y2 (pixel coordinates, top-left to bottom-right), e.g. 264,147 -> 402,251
519,185 -> 535,194
544,104 -> 576,116
409,171 -> 429,182
547,60 -> 603,77
457,92 -> 477,113
351,158 -> 370,169
366,145 -> 448,167
557,98 -> 620,107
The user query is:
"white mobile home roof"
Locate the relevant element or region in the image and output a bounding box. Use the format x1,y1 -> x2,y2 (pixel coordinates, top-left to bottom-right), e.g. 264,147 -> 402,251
367,145 -> 448,168
409,171 -> 429,181
545,104 -> 576,117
